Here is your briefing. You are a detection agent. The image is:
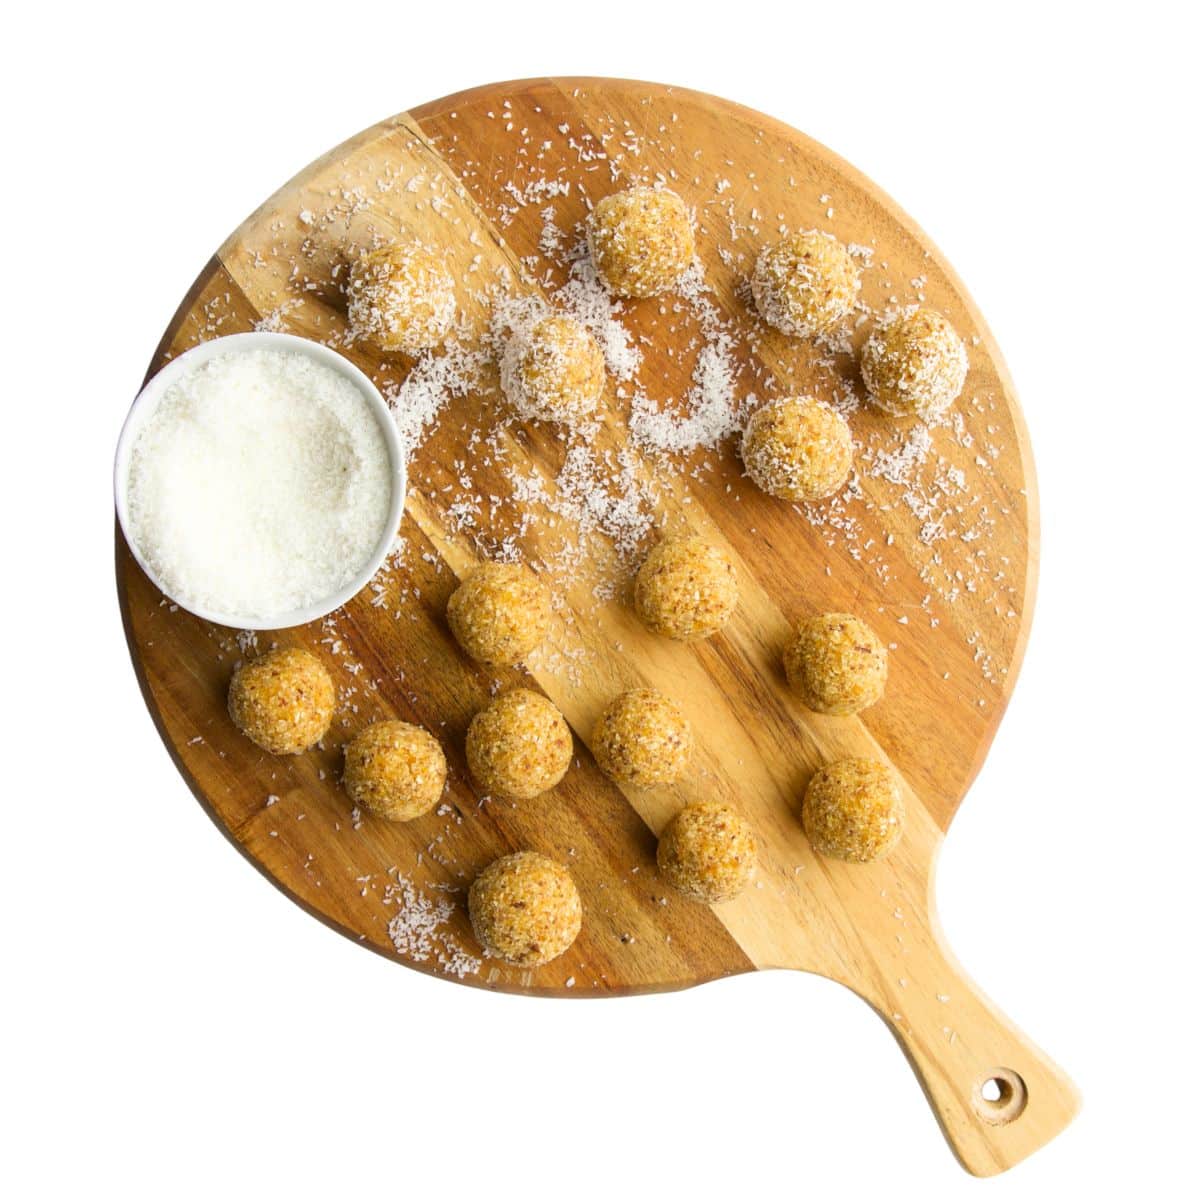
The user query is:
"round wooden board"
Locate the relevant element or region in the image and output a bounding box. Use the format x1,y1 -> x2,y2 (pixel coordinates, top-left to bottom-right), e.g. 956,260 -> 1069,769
118,78 -> 1076,1174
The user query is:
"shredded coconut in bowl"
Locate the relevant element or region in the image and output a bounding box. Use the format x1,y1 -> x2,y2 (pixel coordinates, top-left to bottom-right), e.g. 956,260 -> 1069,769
123,346 -> 394,623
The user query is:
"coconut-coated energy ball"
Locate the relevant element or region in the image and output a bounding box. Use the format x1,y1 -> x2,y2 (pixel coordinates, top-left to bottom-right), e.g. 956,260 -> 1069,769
343,720 -> 447,821
860,306 -> 968,420
227,648 -> 334,755
751,231 -> 861,337
468,851 -> 582,966
345,241 -> 456,355
587,187 -> 695,298
633,536 -> 738,642
592,688 -> 692,787
446,562 -> 552,667
657,802 -> 757,903
466,689 -> 574,800
500,313 -> 605,425
802,758 -> 904,863
784,613 -> 888,716
741,397 -> 853,502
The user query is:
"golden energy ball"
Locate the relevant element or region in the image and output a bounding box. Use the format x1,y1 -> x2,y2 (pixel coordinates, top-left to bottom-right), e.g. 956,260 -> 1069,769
345,241 -> 456,355
227,648 -> 334,755
447,562 -> 552,667
751,230 -> 861,337
468,851 -> 582,966
784,613 -> 888,716
592,688 -> 692,787
802,759 -> 904,863
343,720 -> 447,821
741,397 -> 853,502
860,306 -> 968,419
657,802 -> 757,903
587,186 -> 695,298
633,536 -> 738,642
466,689 -> 574,801
501,313 -> 605,425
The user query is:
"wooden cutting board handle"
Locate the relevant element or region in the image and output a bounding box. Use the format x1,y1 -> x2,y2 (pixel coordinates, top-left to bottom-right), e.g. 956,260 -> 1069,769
851,904 -> 1081,1176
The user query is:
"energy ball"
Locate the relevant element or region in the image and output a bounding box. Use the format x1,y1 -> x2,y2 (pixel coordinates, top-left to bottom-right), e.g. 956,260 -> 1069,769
345,241 -> 455,355
468,851 -> 582,966
657,802 -> 757,903
751,230 -> 861,337
500,313 -> 605,425
587,186 -> 695,298
784,613 -> 888,716
802,758 -> 904,863
633,536 -> 738,642
466,689 -> 574,800
742,397 -> 853,502
343,720 -> 446,821
227,648 -> 334,755
860,306 -> 968,420
592,688 -> 692,787
447,562 -> 552,667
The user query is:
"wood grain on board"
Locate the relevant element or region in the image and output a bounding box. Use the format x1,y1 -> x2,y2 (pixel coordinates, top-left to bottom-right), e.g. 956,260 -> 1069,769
117,78 -> 1076,1174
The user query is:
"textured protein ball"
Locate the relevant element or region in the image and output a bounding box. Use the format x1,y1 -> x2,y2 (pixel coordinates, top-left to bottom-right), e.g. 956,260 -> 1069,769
741,397 -> 854,502
592,688 -> 692,787
446,562 -> 552,667
500,314 -> 605,425
466,689 -> 574,800
343,720 -> 447,821
468,852 -> 582,966
345,241 -> 456,355
657,802 -> 757,903
633,536 -> 738,642
784,613 -> 888,716
802,758 -> 904,863
227,648 -> 334,755
751,231 -> 861,337
860,306 -> 968,420
587,187 -> 696,298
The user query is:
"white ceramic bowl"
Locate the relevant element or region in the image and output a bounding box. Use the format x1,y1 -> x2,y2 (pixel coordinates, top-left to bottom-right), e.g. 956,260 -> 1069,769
114,331 -> 406,630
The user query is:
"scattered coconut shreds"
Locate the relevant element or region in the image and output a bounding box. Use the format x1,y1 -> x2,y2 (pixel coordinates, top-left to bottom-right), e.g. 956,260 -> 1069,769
254,298 -> 304,333
627,262 -> 747,456
384,873 -> 480,979
628,330 -> 742,455
868,423 -> 935,485
179,101 -> 1022,984
385,332 -> 487,457
556,242 -> 642,381
489,290 -> 547,345
507,436 -> 660,595
539,204 -> 566,257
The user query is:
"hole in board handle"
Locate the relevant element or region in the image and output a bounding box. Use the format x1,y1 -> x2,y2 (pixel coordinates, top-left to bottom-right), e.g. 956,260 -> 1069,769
973,1068 -> 1028,1125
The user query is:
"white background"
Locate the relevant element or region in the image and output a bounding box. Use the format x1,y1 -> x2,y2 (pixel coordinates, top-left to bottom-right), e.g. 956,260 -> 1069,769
3,2 -> 1197,1195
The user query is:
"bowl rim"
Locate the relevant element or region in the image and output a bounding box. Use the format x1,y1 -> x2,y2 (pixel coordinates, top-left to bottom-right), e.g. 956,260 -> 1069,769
114,331 -> 407,631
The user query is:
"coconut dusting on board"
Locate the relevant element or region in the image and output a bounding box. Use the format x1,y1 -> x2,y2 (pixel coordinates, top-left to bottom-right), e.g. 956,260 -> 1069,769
158,86 -> 1027,988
